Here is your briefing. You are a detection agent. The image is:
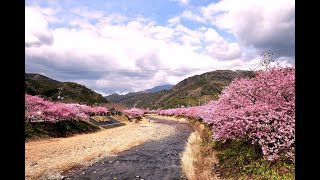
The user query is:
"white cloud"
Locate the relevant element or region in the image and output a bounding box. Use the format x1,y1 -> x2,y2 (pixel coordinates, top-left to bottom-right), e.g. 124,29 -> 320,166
25,6 -> 53,47
168,10 -> 206,27
25,3 -> 293,95
203,28 -> 242,60
70,7 -> 104,19
168,16 -> 180,26
201,0 -> 295,57
181,10 -> 206,23
25,6 -> 211,94
96,14 -> 128,26
172,0 -> 190,5
149,26 -> 175,41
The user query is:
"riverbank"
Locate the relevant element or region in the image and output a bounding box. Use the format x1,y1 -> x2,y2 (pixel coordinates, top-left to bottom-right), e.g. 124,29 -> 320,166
25,117 -> 176,180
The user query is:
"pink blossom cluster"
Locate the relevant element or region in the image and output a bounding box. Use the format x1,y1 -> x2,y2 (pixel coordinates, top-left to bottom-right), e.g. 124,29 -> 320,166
158,108 -> 187,116
158,108 -> 175,116
155,67 -> 295,161
123,108 -> 144,116
142,109 -> 157,114
185,106 -> 205,119
157,106 -> 204,119
25,94 -> 109,122
202,67 -> 294,161
90,106 -> 110,115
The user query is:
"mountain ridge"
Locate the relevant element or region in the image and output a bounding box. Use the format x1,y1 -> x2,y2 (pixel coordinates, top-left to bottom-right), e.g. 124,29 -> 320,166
145,84 -> 174,93
106,70 -> 254,109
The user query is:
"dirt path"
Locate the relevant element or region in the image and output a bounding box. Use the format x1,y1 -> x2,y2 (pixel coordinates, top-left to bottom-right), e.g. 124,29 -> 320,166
61,116 -> 193,180
25,117 -> 177,180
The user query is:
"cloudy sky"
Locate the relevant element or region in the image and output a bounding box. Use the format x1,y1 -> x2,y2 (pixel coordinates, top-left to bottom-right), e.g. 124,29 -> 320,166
25,0 -> 295,96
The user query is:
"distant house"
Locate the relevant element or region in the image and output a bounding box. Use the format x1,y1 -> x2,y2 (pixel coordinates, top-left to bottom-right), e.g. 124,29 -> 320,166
109,108 -> 122,116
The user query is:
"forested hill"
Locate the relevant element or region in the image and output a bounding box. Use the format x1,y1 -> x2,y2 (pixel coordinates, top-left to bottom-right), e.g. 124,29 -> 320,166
25,73 -> 109,105
106,70 -> 254,109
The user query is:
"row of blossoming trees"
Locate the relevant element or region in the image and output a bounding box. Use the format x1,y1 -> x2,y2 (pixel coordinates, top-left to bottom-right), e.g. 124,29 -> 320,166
157,66 -> 295,162
25,94 -> 109,122
25,93 -> 150,122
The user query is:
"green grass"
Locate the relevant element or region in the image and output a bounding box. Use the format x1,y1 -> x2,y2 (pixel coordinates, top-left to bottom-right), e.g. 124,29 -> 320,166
25,119 -> 101,141
186,118 -> 294,180
213,139 -> 295,179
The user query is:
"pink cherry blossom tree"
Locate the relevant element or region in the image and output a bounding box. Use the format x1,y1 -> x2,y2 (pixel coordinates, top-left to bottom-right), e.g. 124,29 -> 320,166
25,94 -> 109,122
123,108 -> 144,116
201,67 -> 295,161
154,66 -> 294,161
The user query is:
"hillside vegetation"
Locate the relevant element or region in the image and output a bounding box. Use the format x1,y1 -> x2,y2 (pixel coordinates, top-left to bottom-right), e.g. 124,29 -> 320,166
107,70 -> 254,109
145,84 -> 173,93
25,73 -> 109,105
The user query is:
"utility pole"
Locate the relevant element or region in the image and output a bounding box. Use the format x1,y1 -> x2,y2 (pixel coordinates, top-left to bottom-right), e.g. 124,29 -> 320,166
57,87 -> 63,101
261,52 -> 274,70
249,52 -> 274,71
133,101 -> 139,108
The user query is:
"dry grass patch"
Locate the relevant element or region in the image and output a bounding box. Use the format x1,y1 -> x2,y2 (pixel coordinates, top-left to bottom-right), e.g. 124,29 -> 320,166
182,119 -> 220,180
111,115 -> 131,124
181,132 -> 198,179
90,116 -> 110,122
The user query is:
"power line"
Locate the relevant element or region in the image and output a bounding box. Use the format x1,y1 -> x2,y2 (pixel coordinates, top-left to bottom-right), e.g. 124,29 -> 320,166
249,52 -> 275,71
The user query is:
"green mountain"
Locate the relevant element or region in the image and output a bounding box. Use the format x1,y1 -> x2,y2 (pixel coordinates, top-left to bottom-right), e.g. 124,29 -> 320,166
106,70 -> 254,109
145,84 -> 174,93
25,73 -> 109,105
